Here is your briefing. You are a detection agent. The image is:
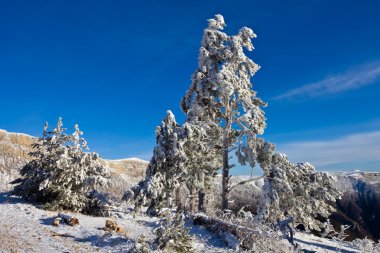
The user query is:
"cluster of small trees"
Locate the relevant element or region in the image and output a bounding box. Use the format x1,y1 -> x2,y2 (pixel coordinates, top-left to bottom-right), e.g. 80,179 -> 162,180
126,14 -> 341,234
10,14 -> 343,251
12,117 -> 109,215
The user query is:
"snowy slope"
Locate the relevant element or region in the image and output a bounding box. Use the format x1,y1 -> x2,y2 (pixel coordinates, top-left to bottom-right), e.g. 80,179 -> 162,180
0,192 -> 234,253
0,129 -> 379,252
0,191 -> 366,253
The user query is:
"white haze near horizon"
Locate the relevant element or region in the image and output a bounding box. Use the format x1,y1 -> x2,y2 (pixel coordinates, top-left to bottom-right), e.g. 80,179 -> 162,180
229,130 -> 380,176
121,130 -> 380,176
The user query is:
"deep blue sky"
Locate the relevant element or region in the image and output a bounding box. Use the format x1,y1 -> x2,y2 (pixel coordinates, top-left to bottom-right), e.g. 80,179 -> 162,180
1,0 -> 380,174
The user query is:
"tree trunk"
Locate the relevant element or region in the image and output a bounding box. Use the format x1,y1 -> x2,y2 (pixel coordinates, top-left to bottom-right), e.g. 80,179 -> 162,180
222,102 -> 231,211
175,187 -> 182,211
192,213 -> 260,250
198,188 -> 206,212
222,146 -> 230,210
189,185 -> 196,213
197,172 -> 206,212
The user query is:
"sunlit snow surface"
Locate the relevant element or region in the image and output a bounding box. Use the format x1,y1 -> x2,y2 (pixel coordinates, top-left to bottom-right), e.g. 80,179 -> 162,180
0,191 -> 363,253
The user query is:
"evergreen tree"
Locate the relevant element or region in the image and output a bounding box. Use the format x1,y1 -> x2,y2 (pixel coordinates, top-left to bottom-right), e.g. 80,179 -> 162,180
125,111 -> 188,215
181,14 -> 268,210
12,117 -> 109,214
181,120 -> 222,212
256,152 -> 341,231
125,111 -> 221,214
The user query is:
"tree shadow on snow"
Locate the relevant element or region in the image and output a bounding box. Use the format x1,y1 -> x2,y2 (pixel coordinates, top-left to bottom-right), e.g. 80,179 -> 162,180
75,234 -> 134,248
186,220 -> 229,250
135,219 -> 159,229
39,216 -> 55,226
294,238 -> 357,253
0,191 -> 28,205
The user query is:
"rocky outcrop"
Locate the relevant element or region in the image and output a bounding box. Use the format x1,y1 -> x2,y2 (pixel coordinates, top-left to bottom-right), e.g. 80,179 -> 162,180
0,130 -> 35,190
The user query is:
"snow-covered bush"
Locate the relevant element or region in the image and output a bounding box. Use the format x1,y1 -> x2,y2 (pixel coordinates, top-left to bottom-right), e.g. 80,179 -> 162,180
12,117 -> 109,215
351,238 -> 380,253
153,210 -> 193,252
128,234 -> 152,253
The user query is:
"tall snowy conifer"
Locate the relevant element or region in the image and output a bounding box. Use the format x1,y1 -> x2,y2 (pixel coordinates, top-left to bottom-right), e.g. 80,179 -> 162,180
181,14 -> 268,210
12,118 -> 109,214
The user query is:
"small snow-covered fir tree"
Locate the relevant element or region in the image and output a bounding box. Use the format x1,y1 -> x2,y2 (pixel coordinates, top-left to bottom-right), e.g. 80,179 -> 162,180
125,111 -> 222,214
12,117 -> 109,214
256,152 -> 341,231
181,14 -> 268,210
125,111 -> 188,215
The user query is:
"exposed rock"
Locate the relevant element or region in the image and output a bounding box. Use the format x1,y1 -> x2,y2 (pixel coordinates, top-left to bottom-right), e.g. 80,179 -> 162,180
0,129 -> 35,190
52,213 -> 80,226
104,219 -> 127,236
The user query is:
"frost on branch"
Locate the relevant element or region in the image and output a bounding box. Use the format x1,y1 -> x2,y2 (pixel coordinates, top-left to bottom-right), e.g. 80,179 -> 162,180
11,117 -> 110,215
256,153 -> 341,231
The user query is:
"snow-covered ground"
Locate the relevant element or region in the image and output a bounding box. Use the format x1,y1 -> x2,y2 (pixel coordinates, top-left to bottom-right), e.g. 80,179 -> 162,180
0,192 -> 153,253
0,190 -> 366,253
0,128 -> 378,252
0,192 -> 231,253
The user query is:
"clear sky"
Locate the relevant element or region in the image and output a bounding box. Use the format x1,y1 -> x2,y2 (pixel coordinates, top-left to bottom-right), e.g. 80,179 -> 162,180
1,0 -> 380,174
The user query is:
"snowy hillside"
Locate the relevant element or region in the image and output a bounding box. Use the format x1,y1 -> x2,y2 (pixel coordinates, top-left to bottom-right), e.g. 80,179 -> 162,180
3,192 -> 378,253
0,128 -> 380,253
0,190 -> 369,253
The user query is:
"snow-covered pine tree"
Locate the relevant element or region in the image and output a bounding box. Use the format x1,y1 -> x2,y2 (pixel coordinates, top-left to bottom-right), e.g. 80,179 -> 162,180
125,111 -> 188,215
181,14 -> 268,210
125,111 -> 221,214
255,152 -> 341,231
12,117 -> 109,215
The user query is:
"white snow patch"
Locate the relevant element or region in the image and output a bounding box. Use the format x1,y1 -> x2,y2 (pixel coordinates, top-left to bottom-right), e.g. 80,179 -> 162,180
0,129 -> 36,139
106,157 -> 149,164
